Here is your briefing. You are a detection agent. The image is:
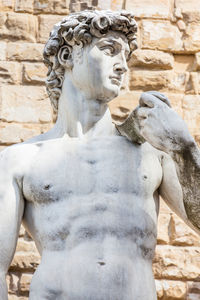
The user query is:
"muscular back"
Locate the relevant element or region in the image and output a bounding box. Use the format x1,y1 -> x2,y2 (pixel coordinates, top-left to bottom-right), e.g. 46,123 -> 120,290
13,134 -> 163,299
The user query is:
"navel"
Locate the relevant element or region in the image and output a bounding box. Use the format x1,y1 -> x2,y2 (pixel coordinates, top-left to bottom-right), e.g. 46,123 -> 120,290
97,261 -> 106,266
44,184 -> 51,190
87,159 -> 97,165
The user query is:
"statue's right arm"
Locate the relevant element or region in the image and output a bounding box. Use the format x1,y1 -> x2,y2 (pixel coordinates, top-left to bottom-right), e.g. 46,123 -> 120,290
0,148 -> 24,300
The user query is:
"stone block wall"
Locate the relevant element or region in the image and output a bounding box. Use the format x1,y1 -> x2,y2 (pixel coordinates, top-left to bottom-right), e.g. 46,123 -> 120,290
0,0 -> 200,299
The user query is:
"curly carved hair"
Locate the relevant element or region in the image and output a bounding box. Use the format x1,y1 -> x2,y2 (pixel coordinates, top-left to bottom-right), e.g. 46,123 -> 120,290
43,10 -> 138,111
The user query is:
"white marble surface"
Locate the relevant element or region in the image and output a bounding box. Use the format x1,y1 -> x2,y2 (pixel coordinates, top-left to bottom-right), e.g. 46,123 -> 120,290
0,10 -> 200,300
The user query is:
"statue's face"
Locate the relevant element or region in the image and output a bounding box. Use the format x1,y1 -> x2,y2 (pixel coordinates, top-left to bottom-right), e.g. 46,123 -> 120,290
70,31 -> 130,102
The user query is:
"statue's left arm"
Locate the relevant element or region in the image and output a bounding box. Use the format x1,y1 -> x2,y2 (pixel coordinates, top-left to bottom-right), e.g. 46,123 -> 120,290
135,92 -> 200,232
159,142 -> 200,232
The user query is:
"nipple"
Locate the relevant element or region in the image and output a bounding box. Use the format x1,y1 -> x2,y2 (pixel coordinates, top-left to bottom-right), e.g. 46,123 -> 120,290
97,261 -> 106,266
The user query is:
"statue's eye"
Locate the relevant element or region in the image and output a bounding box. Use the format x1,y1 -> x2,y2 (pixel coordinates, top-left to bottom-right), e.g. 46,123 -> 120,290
101,45 -> 115,55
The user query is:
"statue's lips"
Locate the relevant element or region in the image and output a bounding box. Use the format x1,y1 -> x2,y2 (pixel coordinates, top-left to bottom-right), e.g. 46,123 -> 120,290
109,76 -> 121,86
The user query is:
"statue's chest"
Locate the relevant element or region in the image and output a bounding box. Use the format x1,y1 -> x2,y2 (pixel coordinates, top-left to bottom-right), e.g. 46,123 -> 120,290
23,137 -> 161,204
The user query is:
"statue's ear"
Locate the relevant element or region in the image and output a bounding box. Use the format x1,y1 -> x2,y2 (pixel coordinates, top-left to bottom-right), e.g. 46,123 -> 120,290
58,45 -> 73,69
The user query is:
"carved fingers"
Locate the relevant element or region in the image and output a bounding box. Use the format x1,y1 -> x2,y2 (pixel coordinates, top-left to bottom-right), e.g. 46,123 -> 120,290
135,91 -> 192,153
136,107 -> 149,130
139,91 -> 171,109
144,91 -> 171,107
135,91 -> 172,151
118,91 -> 191,152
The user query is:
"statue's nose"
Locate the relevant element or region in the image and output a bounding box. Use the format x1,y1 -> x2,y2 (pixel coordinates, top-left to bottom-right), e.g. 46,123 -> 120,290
113,62 -> 128,74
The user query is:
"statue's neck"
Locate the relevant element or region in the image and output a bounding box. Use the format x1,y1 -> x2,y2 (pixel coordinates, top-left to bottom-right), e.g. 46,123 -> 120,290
52,75 -> 114,139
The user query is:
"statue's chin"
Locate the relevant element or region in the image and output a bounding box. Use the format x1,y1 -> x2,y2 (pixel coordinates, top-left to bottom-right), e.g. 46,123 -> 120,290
98,85 -> 120,102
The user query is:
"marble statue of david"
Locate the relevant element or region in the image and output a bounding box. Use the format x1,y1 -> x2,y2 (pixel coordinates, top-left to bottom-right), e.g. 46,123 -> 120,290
0,10 -> 200,300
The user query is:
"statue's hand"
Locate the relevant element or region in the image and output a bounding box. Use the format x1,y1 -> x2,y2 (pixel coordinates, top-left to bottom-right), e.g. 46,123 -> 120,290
136,91 -> 193,153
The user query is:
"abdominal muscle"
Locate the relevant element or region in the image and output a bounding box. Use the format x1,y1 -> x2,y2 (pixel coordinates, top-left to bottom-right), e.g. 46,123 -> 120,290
28,194 -> 158,300
30,240 -> 157,300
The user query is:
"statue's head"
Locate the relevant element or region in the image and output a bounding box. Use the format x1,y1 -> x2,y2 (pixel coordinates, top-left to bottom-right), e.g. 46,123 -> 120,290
43,10 -> 137,111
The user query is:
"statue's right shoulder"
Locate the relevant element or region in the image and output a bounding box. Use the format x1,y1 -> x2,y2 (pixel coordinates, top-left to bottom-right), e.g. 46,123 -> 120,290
0,142 -> 40,173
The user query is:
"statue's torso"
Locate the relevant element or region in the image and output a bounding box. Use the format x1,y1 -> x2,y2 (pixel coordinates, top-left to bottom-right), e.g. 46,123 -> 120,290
20,135 -> 162,300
